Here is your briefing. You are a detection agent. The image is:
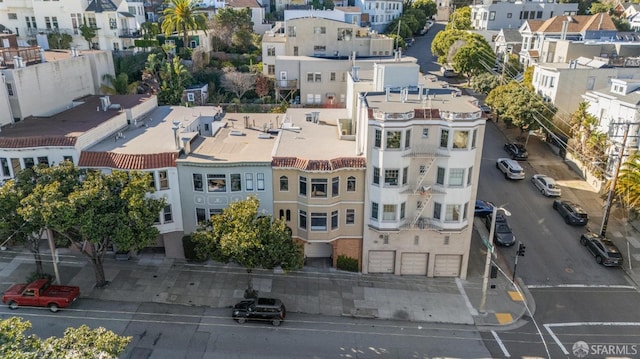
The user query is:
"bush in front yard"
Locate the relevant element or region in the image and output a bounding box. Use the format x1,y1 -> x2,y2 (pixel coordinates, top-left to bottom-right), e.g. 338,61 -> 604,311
336,255 -> 359,272
182,235 -> 206,262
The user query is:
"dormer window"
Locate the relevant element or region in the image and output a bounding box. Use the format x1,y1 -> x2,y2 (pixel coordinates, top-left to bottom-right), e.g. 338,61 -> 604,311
611,83 -> 627,95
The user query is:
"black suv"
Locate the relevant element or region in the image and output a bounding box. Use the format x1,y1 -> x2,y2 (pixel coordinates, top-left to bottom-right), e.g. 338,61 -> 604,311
553,200 -> 588,226
580,232 -> 623,267
232,297 -> 286,326
504,143 -> 529,160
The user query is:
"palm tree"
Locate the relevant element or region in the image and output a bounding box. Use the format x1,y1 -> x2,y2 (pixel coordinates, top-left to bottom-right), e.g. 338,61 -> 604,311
161,0 -> 207,51
100,73 -> 138,95
612,151 -> 640,212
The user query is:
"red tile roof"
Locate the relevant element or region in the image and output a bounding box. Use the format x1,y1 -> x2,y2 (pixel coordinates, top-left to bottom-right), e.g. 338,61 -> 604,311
78,152 -> 178,170
272,157 -> 366,170
0,137 -> 76,148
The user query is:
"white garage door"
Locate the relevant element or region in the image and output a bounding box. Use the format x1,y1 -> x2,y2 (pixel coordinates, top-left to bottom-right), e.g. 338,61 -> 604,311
433,255 -> 462,277
400,253 -> 428,275
305,242 -> 333,258
368,251 -> 395,273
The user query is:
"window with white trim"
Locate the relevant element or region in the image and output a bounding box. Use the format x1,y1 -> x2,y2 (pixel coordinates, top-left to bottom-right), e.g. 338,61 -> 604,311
193,174 -> 203,192
382,204 -> 397,221
245,173 -> 254,191
257,173 -> 265,191
207,174 -> 226,192
311,212 -> 327,231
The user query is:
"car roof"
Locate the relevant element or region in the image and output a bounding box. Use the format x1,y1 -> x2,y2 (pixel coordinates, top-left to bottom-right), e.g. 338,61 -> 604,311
535,174 -> 555,183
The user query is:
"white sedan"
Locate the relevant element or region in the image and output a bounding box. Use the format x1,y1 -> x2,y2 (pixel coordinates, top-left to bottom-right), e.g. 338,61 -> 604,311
531,174 -> 562,197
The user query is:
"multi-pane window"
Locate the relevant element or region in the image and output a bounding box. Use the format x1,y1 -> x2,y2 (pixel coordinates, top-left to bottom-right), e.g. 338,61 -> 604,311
88,17 -> 97,28
109,17 -> 116,29
23,158 -> 35,169
287,26 -> 296,37
267,46 -> 276,56
346,209 -> 355,224
347,176 -> 356,192
436,167 -> 445,185
453,130 -> 469,149
311,212 -> 327,231
374,129 -> 382,148
37,157 -> 49,166
257,173 -> 265,190
207,174 -> 226,192
148,171 -> 156,190
279,176 -> 288,191
440,129 -> 449,148
163,205 -> 173,223
268,65 -> 275,75
8,13 -> 17,20
337,28 -> 352,41
246,173 -> 254,191
230,174 -> 241,192
331,210 -> 338,229
386,131 -> 401,149
70,13 -> 81,34
196,208 -> 207,224
193,174 -> 203,191
311,178 -> 327,197
400,202 -> 406,219
299,210 -> 307,229
313,26 -> 326,34
330,72 -> 336,81
373,167 -> 380,185
0,158 -> 10,177
299,176 -> 307,196
159,170 -> 169,189
332,177 -> 339,197
405,129 -> 411,148
382,205 -> 397,220
6,83 -> 13,96
209,208 -> 223,217
445,204 -> 461,222
384,170 -> 399,186
371,202 -> 379,220
402,167 -> 408,185
433,202 -> 442,220
448,168 -> 465,187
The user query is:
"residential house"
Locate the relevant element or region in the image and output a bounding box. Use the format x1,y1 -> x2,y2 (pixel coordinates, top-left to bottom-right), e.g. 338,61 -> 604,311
518,14 -> 618,66
183,83 -> 209,106
197,0 -> 270,34
470,0 -> 577,31
0,35 -> 115,122
353,0 -> 403,33
629,12 -> 640,32
493,28 -> 522,58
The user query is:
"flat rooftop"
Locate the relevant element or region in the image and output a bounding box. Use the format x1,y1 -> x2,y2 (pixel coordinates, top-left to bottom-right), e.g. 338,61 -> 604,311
365,89 -> 480,114
180,113 -> 281,164
274,108 -> 360,159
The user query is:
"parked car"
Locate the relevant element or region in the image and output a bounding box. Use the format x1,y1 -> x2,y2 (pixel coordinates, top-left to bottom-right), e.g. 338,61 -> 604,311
485,212 -> 516,246
440,66 -> 457,78
553,200 -> 588,226
504,143 -> 529,160
531,174 -> 562,197
475,200 -> 494,217
2,278 -> 80,312
480,105 -> 492,114
404,38 -> 415,47
232,297 -> 286,326
496,158 -> 525,180
579,232 -> 623,267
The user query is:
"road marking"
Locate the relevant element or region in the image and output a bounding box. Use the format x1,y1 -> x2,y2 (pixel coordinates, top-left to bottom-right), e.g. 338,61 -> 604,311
544,322 -> 640,355
491,330 -> 510,357
455,277 -> 478,316
528,284 -> 636,289
495,313 -> 513,324
507,291 -> 523,301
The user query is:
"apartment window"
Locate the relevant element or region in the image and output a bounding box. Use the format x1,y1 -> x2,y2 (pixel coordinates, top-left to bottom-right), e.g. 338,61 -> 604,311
230,174 -> 241,192
128,6 -> 136,14
6,83 -> 13,96
193,174 -> 203,191
207,174 -> 226,192
293,46 -> 298,56
453,130 -> 469,149
436,167 -> 445,185
8,13 -> 17,20
467,166 -> 473,185
440,129 -> 449,148
1,158 -> 10,177
371,202 -> 379,220
337,28 -> 353,41
311,178 -> 327,197
347,176 -> 356,192
307,73 -> 314,82
314,73 -> 321,82
147,171 -> 156,190
299,210 -> 307,229
279,209 -> 284,219
405,129 -> 411,148
449,168 -> 465,187
331,210 -> 338,229
445,204 -> 461,222
402,167 -> 408,185
386,131 -> 401,149
286,209 -> 291,221
332,177 -> 339,197
37,156 -> 49,166
384,170 -> 399,186
400,202 -> 406,220
330,72 -> 336,81
311,212 -> 327,231
246,173 -> 254,191
70,13 -> 81,34
373,167 -> 380,185
374,129 -> 382,148
471,129 -> 477,148
537,11 -> 542,18
382,204 -> 397,221
88,17 -> 97,28
489,11 -> 495,21
463,202 -> 469,220
158,170 -> 169,189
433,202 -> 442,220
346,209 -> 355,224
163,205 -> 173,223
267,65 -> 275,75
299,176 -> 307,196
196,208 -> 207,224
267,46 -> 275,56
257,173 -> 265,191
44,16 -> 52,29
287,26 -> 296,37
209,208 -> 223,217
279,176 -> 288,191
313,26 -> 326,34
313,46 -> 326,53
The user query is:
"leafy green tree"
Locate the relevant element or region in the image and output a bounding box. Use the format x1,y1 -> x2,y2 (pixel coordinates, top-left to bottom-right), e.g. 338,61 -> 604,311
161,0 -> 208,51
471,72 -> 500,94
0,317 -> 131,358
141,21 -> 160,40
192,196 -> 303,294
451,33 -> 495,84
431,29 -> 466,63
589,2 -> 612,14
385,18 -> 413,39
486,81 -> 556,132
209,8 -> 255,53
47,32 -> 73,49
610,151 -> 640,212
446,6 -> 472,30
79,23 -> 96,50
612,16 -> 631,31
158,56 -> 192,105
101,73 -> 139,95
411,0 -> 437,19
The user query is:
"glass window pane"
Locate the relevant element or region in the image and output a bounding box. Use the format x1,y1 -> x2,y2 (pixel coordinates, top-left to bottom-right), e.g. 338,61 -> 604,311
453,130 -> 469,149
230,173 -> 241,192
207,174 -> 226,192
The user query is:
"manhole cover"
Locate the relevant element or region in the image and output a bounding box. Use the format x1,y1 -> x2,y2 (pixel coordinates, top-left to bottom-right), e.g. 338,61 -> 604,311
565,267 -> 574,273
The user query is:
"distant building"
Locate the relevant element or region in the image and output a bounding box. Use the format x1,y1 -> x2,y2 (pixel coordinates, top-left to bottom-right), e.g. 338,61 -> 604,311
471,0 -> 577,31
353,0 -> 403,33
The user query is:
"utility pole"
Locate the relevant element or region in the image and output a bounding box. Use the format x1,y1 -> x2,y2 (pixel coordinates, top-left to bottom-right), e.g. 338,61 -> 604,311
600,123 -> 632,237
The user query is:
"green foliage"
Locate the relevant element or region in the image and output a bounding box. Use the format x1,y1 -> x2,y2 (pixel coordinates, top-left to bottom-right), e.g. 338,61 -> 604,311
182,235 -> 207,262
47,32 -> 73,49
471,72 -> 500,94
446,6 -> 472,30
269,101 -> 289,113
134,39 -> 160,48
101,73 -> 138,95
154,56 -> 193,105
311,0 -> 334,9
610,151 -> 640,212
589,2 -> 612,14
211,8 -> 256,53
385,17 -> 414,39
161,0 -> 208,51
79,24 -> 96,49
612,17 -> 631,31
431,29 -> 466,61
115,51 -> 154,82
486,81 -> 556,131
451,33 -> 495,82
411,0 -> 437,18
140,21 -> 160,40
336,255 -> 358,272
0,317 -> 131,358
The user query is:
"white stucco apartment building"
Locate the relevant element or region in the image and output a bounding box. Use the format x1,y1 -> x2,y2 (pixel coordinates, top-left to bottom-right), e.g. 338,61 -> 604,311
470,0 -> 577,31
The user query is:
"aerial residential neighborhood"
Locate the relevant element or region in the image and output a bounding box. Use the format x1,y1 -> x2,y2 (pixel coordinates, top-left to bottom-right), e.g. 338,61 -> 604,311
0,0 -> 640,357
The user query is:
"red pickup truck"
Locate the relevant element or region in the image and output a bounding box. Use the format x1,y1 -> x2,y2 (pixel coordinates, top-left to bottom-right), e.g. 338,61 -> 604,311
2,278 -> 80,312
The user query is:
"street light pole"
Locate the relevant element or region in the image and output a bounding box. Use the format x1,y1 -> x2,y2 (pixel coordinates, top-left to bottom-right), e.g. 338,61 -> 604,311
479,206 -> 498,314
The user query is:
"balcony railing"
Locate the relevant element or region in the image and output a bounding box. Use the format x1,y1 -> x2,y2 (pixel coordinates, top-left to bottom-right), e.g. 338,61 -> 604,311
275,79 -> 298,89
0,46 -> 42,68
26,28 -> 74,37
119,29 -> 141,38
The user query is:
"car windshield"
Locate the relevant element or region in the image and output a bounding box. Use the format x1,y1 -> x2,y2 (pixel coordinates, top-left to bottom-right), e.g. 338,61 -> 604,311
496,224 -> 511,233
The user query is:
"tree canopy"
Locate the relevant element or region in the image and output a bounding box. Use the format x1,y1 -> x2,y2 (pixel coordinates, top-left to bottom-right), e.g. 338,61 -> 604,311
161,0 -> 208,52
485,81 -> 557,132
446,6 -> 472,30
431,30 -> 494,82
609,151 -> 640,212
209,8 -> 257,53
411,0 -> 437,19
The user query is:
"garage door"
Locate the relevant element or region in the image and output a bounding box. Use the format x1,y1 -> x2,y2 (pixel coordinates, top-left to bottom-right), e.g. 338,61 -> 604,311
305,242 -> 333,258
433,255 -> 461,277
368,251 -> 395,273
400,253 -> 428,275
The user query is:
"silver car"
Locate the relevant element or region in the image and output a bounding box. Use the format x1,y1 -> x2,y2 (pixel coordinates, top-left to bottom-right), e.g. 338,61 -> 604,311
531,174 -> 561,197
496,158 -> 525,180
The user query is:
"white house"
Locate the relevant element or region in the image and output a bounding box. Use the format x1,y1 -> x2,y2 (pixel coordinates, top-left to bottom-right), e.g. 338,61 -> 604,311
353,0 -> 403,33
470,0 -> 578,31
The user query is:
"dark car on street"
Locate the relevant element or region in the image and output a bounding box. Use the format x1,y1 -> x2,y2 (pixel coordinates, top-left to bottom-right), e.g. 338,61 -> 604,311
485,212 -> 516,246
475,200 -> 494,217
580,232 -> 623,267
232,297 -> 286,326
553,200 -> 588,226
504,143 -> 529,160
